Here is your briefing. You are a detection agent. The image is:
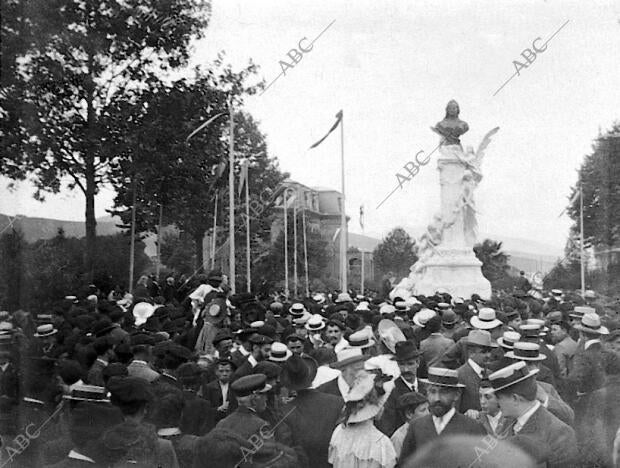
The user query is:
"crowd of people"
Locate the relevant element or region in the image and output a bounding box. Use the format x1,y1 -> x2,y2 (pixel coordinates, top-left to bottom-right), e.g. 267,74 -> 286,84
1,269 -> 620,467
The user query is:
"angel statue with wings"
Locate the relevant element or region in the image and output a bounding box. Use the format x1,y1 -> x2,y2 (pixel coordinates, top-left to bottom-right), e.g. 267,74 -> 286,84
457,127 -> 500,245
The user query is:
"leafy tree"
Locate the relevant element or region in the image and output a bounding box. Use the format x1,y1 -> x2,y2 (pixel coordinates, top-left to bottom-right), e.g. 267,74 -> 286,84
1,0 -> 211,277
567,124 -> 620,290
160,231 -> 196,276
373,227 -> 418,279
473,239 -> 510,285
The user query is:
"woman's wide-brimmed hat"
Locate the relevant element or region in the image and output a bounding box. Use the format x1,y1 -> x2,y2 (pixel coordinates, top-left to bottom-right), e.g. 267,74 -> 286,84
344,372 -> 390,424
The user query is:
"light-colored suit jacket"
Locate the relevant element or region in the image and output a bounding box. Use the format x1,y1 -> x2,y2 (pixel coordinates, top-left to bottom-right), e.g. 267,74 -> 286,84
127,360 -> 161,383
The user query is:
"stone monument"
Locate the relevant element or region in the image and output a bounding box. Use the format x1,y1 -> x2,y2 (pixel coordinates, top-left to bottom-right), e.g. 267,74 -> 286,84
392,100 -> 499,300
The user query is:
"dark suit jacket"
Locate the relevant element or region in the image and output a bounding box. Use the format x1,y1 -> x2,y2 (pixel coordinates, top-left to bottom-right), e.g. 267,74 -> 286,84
283,389 -> 343,468
215,405 -> 271,440
316,377 -> 342,398
420,334 -> 454,367
202,380 -> 237,409
86,359 -> 106,387
399,411 -> 486,463
377,377 -> 425,436
567,341 -> 606,397
507,405 -> 577,468
456,361 -> 483,413
577,375 -> 620,467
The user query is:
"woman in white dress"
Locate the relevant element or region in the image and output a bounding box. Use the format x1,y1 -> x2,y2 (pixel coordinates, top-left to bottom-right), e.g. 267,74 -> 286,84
328,371 -> 396,468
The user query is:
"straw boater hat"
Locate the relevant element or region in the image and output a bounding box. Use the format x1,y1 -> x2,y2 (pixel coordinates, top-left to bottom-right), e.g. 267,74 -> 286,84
305,314 -> 326,331
250,321 -> 265,329
335,292 -> 353,303
355,301 -> 370,312
465,329 -> 498,348
575,313 -> 609,335
347,329 -> 376,349
343,372 -> 390,424
63,384 -> 111,403
33,324 -> 58,338
524,318 -> 549,334
379,304 -> 396,315
330,347 -> 369,370
470,308 -> 502,330
569,305 -> 594,320
419,367 -> 465,388
497,331 -> 522,350
293,312 -> 312,327
413,308 -> 436,328
289,303 -> 308,317
269,342 -> 292,362
377,319 -> 406,353
488,361 -> 539,392
504,341 -> 547,361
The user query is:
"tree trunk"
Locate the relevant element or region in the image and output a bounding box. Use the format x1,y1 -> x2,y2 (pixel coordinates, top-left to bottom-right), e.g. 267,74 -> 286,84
194,231 -> 205,274
85,153 -> 96,281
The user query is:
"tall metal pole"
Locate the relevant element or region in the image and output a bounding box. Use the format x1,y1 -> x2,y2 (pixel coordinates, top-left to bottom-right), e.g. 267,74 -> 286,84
245,163 -> 251,293
361,250 -> 365,296
302,202 -> 310,297
283,190 -> 289,300
156,203 -> 163,279
339,112 -> 347,292
211,192 -> 218,270
579,182 -> 585,298
128,176 -> 137,294
228,100 -> 236,293
293,188 -> 298,298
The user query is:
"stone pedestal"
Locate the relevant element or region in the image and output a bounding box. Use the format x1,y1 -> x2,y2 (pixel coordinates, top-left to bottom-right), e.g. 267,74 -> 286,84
413,145 -> 491,299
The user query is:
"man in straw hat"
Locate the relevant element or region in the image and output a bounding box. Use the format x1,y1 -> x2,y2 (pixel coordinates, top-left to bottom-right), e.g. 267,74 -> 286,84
567,312 -> 609,400
317,347 -> 369,399
489,361 -> 577,468
504,341 -> 574,427
399,367 -> 485,463
281,354 -> 343,468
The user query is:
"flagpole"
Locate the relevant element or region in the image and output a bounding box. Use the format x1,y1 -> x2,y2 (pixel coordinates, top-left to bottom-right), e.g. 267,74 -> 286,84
360,206 -> 365,295
340,111 -> 347,292
579,182 -> 585,298
283,189 -> 289,300
302,202 -> 310,297
228,99 -> 236,293
245,163 -> 251,293
129,176 -> 137,294
156,203 -> 163,279
293,188 -> 298,298
211,192 -> 218,270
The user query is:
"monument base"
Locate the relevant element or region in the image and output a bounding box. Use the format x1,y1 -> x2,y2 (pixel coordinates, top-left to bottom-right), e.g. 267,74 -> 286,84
413,248 -> 492,299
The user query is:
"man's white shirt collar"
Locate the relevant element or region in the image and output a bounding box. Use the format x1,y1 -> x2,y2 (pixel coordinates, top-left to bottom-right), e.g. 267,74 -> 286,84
68,450 -> 95,463
487,411 -> 502,433
467,358 -> 484,378
432,407 -> 456,435
514,401 -> 541,434
239,346 -> 250,356
400,376 -> 418,392
248,355 -> 258,367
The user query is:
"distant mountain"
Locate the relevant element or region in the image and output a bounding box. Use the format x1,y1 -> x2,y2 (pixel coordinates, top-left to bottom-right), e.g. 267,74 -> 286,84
0,213 -> 122,243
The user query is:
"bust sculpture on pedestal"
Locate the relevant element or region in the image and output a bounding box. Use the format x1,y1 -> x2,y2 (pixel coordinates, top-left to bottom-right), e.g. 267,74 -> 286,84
392,100 -> 499,300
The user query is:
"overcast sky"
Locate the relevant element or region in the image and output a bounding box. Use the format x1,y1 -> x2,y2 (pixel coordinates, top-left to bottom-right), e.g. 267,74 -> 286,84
1,0 -> 619,249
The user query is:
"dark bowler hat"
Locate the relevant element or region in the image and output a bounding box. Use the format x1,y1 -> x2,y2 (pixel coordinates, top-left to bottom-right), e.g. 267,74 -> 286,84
214,357 -> 237,370
177,362 -> 203,383
249,334 -> 273,345
167,344 -> 193,362
108,376 -> 153,405
392,341 -> 421,362
488,361 -> 539,392
130,332 -> 155,346
397,391 -> 427,410
281,353 -> 318,391
254,361 -> 282,380
213,330 -> 233,346
231,374 -> 272,397
441,310 -> 457,326
93,318 -> 116,337
419,367 -> 465,388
